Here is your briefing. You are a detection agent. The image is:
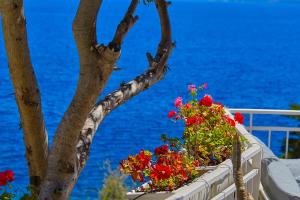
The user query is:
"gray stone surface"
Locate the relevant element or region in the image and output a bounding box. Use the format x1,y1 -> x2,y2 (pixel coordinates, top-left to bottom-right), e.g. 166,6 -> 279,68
255,137 -> 300,200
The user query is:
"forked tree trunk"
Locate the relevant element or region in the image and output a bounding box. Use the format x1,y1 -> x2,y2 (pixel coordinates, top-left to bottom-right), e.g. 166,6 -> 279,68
0,0 -> 173,199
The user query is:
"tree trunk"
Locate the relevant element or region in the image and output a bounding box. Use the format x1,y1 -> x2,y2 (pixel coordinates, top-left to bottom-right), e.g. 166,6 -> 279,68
38,0 -> 140,199
1,0 -> 173,199
1,0 -> 48,192
232,133 -> 254,200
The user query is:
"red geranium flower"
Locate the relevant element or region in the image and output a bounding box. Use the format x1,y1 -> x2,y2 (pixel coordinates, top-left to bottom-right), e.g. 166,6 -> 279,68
168,110 -> 177,118
150,164 -> 172,180
4,170 -> 14,182
0,170 -> 14,186
226,116 -> 236,127
154,145 -> 169,156
234,112 -> 244,124
184,103 -> 192,110
0,179 -> 7,186
199,95 -> 213,107
137,150 -> 151,168
186,116 -> 204,127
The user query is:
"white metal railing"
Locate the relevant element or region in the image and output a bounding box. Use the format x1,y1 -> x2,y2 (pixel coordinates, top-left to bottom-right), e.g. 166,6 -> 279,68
229,108 -> 300,158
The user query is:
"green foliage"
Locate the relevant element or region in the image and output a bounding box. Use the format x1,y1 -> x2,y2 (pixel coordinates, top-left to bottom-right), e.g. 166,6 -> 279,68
286,104 -> 300,120
99,162 -> 127,200
280,103 -> 300,158
0,192 -> 15,200
20,186 -> 37,200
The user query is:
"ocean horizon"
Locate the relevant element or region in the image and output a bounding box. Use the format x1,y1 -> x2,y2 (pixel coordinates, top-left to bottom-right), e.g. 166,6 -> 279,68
1,0 -> 300,199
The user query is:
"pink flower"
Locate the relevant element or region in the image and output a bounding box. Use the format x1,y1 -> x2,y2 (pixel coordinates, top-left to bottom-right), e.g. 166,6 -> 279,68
168,110 -> 177,118
199,95 -> 213,107
188,84 -> 197,92
234,112 -> 244,124
203,83 -> 208,89
174,97 -> 183,108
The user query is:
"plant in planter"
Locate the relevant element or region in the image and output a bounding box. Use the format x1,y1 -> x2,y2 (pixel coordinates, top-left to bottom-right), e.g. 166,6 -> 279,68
166,84 -> 245,166
120,146 -> 199,192
120,84 -> 245,192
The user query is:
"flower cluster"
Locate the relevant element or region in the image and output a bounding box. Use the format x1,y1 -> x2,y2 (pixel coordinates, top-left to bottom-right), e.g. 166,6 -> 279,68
168,84 -> 245,165
120,145 -> 199,191
0,170 -> 15,200
0,170 -> 37,199
120,83 -> 245,192
120,150 -> 152,182
0,170 -> 14,186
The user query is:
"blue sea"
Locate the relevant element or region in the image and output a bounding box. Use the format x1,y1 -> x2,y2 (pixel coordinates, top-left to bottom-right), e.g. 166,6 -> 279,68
1,0 -> 300,199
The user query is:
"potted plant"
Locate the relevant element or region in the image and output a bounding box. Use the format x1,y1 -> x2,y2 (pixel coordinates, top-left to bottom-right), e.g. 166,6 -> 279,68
120,84 -> 249,199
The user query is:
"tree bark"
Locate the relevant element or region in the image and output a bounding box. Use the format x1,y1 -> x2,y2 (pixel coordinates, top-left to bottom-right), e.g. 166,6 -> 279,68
39,0 -> 139,199
77,0 -> 174,173
0,0 -> 48,192
232,133 -> 254,200
1,0 -> 173,199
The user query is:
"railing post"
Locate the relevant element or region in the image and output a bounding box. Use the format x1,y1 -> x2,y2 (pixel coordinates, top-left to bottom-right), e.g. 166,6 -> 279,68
285,131 -> 290,159
268,129 -> 271,148
249,113 -> 253,134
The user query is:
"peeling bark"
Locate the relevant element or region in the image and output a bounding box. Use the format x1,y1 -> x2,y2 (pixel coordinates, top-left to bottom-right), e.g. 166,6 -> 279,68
76,0 -> 173,174
0,0 -> 48,192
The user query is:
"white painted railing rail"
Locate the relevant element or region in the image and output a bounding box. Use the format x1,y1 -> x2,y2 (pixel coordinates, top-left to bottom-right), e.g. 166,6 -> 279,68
228,108 -> 300,158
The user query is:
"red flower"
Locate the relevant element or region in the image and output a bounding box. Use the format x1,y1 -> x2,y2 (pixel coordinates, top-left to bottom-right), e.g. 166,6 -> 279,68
150,164 -> 172,180
0,170 -> 14,186
5,170 -> 14,182
0,179 -> 6,186
168,110 -> 177,118
186,116 -> 204,127
193,160 -> 201,167
137,150 -> 151,168
154,145 -> 169,156
234,112 -> 244,124
199,95 -> 213,107
174,97 -> 183,108
226,116 -> 236,127
184,103 -> 192,110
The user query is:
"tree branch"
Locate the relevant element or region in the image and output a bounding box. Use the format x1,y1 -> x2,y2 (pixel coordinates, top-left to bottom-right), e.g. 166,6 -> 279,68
39,0 -> 139,199
108,0 -> 139,51
0,0 -> 48,192
77,0 -> 174,172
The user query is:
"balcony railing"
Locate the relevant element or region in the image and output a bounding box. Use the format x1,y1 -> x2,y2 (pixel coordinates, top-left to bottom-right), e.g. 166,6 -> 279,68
228,108 -> 300,158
